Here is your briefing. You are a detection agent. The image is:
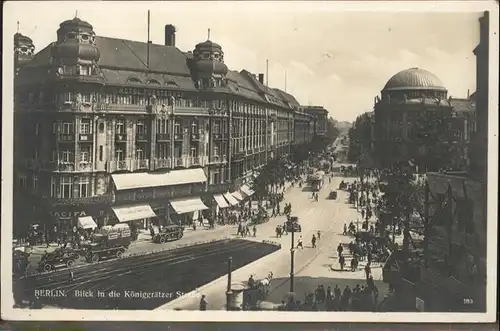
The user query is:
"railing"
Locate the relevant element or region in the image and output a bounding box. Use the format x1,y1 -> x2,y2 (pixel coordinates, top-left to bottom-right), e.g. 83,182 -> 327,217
136,133 -> 149,141
154,158 -> 172,169
174,157 -> 185,167
57,162 -> 75,172
43,194 -> 114,207
190,133 -> 201,141
78,162 -> 93,172
55,101 -> 95,113
107,159 -> 132,172
53,74 -> 105,85
115,133 -> 127,142
98,103 -> 149,112
213,133 -> 222,140
206,182 -> 232,193
58,133 -> 75,142
209,155 -> 227,163
117,160 -> 129,170
79,133 -> 92,142
174,133 -> 184,141
134,159 -> 149,170
156,133 -> 170,142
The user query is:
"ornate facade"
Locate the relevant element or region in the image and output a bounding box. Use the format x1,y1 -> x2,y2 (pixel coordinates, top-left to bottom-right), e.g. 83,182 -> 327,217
13,17 -> 316,234
374,67 -> 475,172
301,105 -> 328,136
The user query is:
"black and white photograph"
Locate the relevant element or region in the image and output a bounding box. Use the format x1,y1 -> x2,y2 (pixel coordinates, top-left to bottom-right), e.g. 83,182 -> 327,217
2,0 -> 498,323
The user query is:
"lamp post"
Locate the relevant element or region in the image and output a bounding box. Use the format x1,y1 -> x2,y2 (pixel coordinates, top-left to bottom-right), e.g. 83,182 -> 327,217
226,256 -> 232,311
290,229 -> 295,293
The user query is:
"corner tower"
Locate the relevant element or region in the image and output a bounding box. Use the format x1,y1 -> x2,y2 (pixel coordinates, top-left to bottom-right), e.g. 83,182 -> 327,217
192,31 -> 228,89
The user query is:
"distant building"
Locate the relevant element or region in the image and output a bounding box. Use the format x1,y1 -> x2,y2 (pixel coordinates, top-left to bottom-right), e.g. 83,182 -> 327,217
373,67 -> 475,172
301,105 -> 329,136
13,17 -> 316,235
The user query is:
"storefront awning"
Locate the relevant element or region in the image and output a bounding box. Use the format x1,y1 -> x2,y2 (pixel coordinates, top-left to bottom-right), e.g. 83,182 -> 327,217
240,184 -> 255,197
169,197 -> 209,214
112,204 -> 156,222
112,168 -> 207,191
214,194 -> 230,208
231,191 -> 245,201
77,216 -> 97,230
223,192 -> 239,206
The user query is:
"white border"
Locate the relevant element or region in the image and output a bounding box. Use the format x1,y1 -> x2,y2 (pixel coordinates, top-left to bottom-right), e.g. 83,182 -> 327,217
2,0 -> 498,323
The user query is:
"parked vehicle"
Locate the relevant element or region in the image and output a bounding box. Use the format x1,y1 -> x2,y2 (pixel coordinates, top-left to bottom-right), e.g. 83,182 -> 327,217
37,247 -> 80,272
12,248 -> 30,275
328,190 -> 338,200
82,224 -> 132,263
153,225 -> 184,243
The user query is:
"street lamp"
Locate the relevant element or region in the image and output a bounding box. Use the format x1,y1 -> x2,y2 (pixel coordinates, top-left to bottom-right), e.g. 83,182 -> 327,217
290,228 -> 296,293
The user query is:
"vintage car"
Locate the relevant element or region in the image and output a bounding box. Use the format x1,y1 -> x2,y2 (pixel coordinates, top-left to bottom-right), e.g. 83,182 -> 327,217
328,190 -> 338,200
37,247 -> 80,272
153,225 -> 184,243
12,248 -> 30,275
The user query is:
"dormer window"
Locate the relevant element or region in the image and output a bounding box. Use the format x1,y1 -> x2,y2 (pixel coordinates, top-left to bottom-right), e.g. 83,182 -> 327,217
67,33 -> 77,40
81,34 -> 89,41
203,53 -> 210,59
21,47 -> 27,52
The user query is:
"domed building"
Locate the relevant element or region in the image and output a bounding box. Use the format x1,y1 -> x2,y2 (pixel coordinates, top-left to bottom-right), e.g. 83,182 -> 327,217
373,67 -> 474,172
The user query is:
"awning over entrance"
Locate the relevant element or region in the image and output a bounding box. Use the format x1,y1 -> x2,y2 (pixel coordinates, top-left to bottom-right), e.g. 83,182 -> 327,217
112,204 -> 156,222
77,216 -> 97,230
112,168 -> 207,191
231,191 -> 245,201
223,192 -> 239,206
169,197 -> 209,214
240,184 -> 255,197
213,194 -> 230,208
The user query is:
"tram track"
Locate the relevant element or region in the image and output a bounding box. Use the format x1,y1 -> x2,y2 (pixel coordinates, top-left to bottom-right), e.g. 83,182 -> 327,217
14,239 -> 281,310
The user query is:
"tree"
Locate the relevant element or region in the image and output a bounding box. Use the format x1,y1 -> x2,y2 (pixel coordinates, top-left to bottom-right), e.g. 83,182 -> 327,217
347,113 -> 373,164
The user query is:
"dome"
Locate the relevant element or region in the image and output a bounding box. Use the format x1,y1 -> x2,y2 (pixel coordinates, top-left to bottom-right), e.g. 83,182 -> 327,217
59,17 -> 93,30
383,67 -> 447,91
195,59 -> 228,75
194,40 -> 222,52
14,33 -> 33,45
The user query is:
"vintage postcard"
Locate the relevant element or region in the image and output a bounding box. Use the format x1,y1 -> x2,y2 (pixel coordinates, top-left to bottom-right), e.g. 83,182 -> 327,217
2,0 -> 498,323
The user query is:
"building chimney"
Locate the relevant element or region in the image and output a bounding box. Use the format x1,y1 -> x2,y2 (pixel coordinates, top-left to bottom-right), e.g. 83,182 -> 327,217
258,73 -> 264,84
165,24 -> 176,47
467,89 -> 470,100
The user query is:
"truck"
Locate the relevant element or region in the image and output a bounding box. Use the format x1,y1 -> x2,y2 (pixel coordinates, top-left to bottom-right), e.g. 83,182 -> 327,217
82,224 -> 132,263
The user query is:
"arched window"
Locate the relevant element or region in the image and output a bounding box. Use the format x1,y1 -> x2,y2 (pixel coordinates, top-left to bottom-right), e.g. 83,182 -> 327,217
191,120 -> 198,134
99,122 -> 105,133
127,77 -> 142,84
147,79 -> 161,85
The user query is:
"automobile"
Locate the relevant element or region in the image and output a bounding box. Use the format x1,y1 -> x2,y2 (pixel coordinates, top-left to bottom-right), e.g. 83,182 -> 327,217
38,247 -> 80,272
82,224 -> 132,263
153,225 -> 184,243
328,190 -> 338,200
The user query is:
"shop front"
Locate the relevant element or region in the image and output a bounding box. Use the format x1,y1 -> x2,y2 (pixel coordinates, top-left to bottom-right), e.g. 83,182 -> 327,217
168,196 -> 209,225
110,203 -> 157,238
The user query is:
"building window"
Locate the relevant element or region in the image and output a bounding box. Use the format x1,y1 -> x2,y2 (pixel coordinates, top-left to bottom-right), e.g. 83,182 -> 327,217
190,147 -> 197,157
77,177 -> 90,198
61,150 -> 73,163
60,176 -> 73,198
19,175 -> 27,188
32,176 -> 38,190
116,119 -> 125,134
62,122 -> 74,134
52,122 -> 58,134
174,120 -> 181,134
81,147 -> 91,163
99,146 -> 103,162
51,177 -> 57,197
80,119 -> 91,134
115,148 -> 124,161
157,143 -> 169,159
82,93 -> 92,103
157,119 -> 169,134
99,122 -> 105,133
191,121 -> 198,134
137,119 -> 146,135
80,66 -> 89,76
213,122 -> 220,134
136,148 -> 145,160
214,145 -> 220,156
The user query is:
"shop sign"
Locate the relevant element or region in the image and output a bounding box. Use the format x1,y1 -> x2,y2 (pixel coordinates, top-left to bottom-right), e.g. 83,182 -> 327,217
51,210 -> 105,219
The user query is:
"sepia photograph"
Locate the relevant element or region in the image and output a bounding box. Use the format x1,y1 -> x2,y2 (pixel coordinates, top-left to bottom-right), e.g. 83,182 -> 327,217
2,0 -> 498,323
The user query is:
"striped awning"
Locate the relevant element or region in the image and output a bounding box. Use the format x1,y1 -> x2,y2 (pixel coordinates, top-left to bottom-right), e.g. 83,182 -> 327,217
112,204 -> 156,222
214,194 -> 230,208
169,197 -> 209,214
231,191 -> 245,201
223,192 -> 239,206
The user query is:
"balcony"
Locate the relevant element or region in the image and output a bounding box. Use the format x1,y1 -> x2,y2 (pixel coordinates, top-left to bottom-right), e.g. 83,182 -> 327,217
107,159 -> 132,172
98,103 -> 149,113
79,133 -> 92,142
77,162 -> 93,172
43,194 -> 114,207
154,157 -> 172,170
53,73 -> 105,85
174,157 -> 186,167
55,162 -> 76,172
115,134 -> 127,142
58,133 -> 75,142
209,154 -> 227,164
156,133 -> 170,142
173,133 -> 184,141
213,133 -> 222,140
136,133 -> 149,142
186,156 -> 207,167
134,159 -> 150,170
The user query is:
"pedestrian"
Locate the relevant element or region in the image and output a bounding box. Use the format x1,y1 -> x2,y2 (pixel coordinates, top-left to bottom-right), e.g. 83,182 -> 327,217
283,222 -> 288,235
311,234 -> 317,248
337,243 -> 343,257
317,230 -> 321,240
339,254 -> 345,271
364,263 -> 371,280
297,236 -> 304,249
326,286 -> 333,310
68,269 -> 74,282
343,224 -> 347,235
252,225 -> 257,237
199,294 -> 208,311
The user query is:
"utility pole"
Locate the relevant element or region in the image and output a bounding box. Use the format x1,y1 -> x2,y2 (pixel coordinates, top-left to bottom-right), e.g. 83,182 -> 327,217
423,180 -> 429,267
290,230 -> 295,293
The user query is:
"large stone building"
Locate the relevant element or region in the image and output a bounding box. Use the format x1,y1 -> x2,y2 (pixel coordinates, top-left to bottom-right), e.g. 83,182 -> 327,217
301,105 -> 329,136
374,67 -> 475,172
13,17 -> 316,234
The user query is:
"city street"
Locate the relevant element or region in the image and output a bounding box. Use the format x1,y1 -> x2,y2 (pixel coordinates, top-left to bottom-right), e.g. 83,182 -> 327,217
14,239 -> 279,310
160,173 -> 389,310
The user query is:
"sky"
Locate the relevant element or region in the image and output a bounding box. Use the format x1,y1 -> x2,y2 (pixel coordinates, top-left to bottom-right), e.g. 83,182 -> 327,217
5,2 -> 485,121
